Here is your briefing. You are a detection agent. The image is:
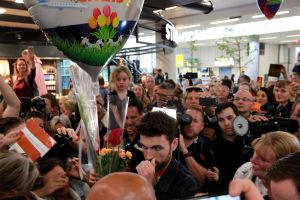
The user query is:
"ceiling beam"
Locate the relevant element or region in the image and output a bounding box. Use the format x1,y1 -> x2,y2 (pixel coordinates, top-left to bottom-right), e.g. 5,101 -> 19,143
0,1 -> 27,10
0,14 -> 34,24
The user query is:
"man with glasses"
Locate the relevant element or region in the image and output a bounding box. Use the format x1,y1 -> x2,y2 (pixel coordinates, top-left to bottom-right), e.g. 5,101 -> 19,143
233,89 -> 267,122
147,82 -> 175,111
136,111 -> 200,200
233,89 -> 255,119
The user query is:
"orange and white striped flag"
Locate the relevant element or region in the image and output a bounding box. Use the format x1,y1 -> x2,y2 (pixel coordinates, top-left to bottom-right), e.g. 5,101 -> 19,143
10,119 -> 56,161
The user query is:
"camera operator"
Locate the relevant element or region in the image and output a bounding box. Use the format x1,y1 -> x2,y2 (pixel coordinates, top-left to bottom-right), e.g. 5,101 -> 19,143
211,103 -> 250,192
174,105 -> 216,190
147,81 -> 184,114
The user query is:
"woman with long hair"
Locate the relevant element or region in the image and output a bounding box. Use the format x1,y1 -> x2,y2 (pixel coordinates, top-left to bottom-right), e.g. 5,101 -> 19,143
12,58 -> 37,99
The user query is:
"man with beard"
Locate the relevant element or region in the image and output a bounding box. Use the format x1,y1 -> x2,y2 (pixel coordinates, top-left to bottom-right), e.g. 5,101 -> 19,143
123,98 -> 144,172
175,105 -> 216,190
136,111 -> 200,200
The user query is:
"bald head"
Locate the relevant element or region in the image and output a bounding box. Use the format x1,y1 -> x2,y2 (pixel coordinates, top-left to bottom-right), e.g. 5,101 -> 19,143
233,89 -> 255,115
87,172 -> 156,200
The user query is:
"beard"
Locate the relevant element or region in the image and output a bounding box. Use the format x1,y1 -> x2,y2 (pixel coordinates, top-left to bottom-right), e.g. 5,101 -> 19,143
155,149 -> 172,172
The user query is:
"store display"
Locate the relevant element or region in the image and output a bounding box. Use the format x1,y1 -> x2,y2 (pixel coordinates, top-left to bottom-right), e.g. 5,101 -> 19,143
43,66 -> 56,93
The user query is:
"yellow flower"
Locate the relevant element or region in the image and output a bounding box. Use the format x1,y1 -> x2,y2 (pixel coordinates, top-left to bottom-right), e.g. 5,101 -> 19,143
126,151 -> 132,159
119,151 -> 126,159
97,15 -> 106,27
112,17 -> 119,28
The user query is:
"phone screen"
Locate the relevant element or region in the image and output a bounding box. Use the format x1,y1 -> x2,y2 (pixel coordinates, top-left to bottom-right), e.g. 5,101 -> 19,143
195,194 -> 242,200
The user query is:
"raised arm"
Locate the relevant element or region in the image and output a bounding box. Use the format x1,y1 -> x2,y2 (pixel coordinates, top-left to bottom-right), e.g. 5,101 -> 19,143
0,76 -> 21,118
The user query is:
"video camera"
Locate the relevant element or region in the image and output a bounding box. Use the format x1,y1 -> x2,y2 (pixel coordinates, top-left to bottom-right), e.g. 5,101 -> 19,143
53,133 -> 73,145
160,99 -> 192,134
233,115 -> 299,138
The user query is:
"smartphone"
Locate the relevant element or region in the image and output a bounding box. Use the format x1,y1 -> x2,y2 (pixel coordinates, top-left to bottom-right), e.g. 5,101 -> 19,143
199,97 -> 218,107
268,64 -> 282,77
182,192 -> 243,200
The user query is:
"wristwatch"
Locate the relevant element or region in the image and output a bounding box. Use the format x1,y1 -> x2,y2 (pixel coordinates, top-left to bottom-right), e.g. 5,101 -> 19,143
183,152 -> 193,158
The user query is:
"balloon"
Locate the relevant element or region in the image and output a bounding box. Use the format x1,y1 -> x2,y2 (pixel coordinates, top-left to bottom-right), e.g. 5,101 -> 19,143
257,0 -> 283,20
24,0 -> 145,81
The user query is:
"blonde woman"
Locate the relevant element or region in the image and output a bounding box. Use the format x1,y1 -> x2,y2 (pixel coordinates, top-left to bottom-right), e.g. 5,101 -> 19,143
13,58 -> 37,99
133,84 -> 150,111
234,131 -> 300,198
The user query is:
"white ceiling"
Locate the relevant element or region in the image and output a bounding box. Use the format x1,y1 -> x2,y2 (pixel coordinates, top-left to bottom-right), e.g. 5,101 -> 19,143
155,0 -> 300,45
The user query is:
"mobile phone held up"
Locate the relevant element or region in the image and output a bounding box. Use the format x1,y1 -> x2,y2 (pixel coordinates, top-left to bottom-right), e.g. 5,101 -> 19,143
199,97 -> 218,107
178,192 -> 243,200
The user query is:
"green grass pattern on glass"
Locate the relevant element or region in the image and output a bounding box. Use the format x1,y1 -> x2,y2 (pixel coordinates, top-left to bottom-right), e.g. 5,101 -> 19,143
91,26 -> 117,42
51,36 -> 122,66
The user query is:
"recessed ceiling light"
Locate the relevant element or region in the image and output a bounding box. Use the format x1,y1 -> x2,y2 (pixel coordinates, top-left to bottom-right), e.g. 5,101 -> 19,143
280,40 -> 295,43
0,8 -> 6,14
287,34 -> 300,38
252,10 -> 290,18
210,18 -> 240,25
165,6 -> 178,11
176,24 -> 201,30
15,0 -> 24,3
260,37 -> 277,40
153,9 -> 163,13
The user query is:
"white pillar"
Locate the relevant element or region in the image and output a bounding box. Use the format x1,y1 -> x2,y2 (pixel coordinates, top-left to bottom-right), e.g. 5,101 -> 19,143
156,49 -> 177,80
245,36 -> 260,80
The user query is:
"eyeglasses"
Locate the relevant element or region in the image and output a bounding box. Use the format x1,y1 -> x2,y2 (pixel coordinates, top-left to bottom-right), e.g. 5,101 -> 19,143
233,97 -> 254,102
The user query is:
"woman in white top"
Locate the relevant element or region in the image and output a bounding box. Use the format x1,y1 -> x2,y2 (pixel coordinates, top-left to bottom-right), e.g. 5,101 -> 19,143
234,131 -> 300,198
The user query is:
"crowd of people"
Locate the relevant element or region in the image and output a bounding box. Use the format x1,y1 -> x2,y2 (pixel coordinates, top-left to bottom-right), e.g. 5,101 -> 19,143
1,51 -> 300,200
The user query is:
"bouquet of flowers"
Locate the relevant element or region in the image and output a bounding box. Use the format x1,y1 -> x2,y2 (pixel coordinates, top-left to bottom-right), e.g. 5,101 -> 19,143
98,148 -> 132,177
70,65 -> 130,178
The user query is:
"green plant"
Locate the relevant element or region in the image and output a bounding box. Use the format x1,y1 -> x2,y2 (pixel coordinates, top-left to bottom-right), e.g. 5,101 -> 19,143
217,30 -> 257,74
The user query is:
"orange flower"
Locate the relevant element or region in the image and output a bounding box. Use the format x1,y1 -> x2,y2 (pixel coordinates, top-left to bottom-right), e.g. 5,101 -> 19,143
88,16 -> 97,29
125,151 -> 132,159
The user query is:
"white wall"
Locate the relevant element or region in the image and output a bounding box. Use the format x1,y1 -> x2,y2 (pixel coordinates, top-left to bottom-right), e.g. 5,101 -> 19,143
259,44 -> 279,77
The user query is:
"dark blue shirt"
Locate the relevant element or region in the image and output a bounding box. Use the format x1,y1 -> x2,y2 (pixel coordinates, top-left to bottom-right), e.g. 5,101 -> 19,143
155,157 -> 201,200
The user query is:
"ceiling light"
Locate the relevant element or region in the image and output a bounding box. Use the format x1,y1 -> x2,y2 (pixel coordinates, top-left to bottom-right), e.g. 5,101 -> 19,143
15,0 -> 24,3
260,37 -> 277,40
210,18 -> 240,25
176,24 -> 201,30
153,9 -> 163,13
252,10 -> 290,18
138,32 -> 144,36
280,40 -> 295,43
165,6 -> 178,11
0,8 -> 6,14
287,34 -> 300,38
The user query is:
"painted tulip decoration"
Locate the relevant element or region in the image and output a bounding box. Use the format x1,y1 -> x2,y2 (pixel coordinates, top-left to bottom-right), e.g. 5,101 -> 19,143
23,0 -> 145,81
23,0 -> 144,178
257,0 -> 283,19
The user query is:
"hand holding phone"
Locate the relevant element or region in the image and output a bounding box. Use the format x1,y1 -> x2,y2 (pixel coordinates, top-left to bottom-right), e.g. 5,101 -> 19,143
199,97 -> 218,107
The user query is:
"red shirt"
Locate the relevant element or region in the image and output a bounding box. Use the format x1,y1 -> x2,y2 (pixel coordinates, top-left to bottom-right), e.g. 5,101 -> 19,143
13,68 -> 36,99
